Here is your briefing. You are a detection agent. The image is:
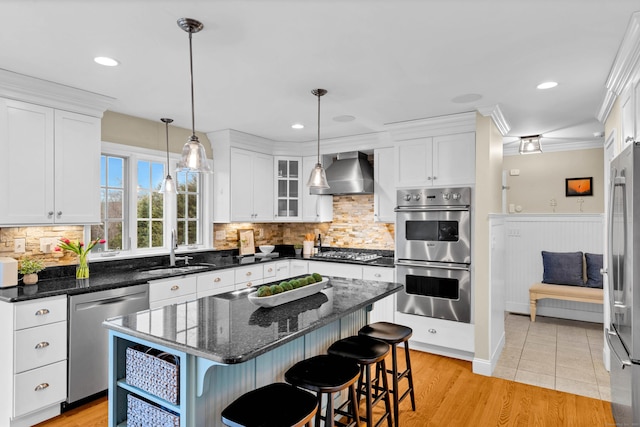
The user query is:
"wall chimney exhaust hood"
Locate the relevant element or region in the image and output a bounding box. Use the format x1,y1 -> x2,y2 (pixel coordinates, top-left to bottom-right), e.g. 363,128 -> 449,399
310,151 -> 374,195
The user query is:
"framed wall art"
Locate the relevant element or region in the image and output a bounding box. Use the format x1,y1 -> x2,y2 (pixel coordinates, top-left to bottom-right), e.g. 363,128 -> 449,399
565,177 -> 593,197
237,229 -> 256,255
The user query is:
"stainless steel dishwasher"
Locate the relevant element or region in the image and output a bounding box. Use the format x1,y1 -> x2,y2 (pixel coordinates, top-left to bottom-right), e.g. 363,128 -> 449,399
66,283 -> 149,405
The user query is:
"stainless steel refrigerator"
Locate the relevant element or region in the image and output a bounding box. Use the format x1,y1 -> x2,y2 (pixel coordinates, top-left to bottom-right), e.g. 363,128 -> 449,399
607,141 -> 640,426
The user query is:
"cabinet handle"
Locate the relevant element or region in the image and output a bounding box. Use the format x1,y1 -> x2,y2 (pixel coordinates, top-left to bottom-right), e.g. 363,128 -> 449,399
626,136 -> 635,143
428,329 -> 437,334
374,273 -> 381,278
246,282 -> 253,287
47,211 -> 54,217
214,277 -> 221,282
171,285 -> 180,291
246,271 -> 252,276
34,383 -> 49,391
35,342 -> 50,349
35,309 -> 50,316
57,211 -> 62,216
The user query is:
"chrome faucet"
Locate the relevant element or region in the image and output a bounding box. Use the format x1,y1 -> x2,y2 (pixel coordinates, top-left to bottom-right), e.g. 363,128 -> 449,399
169,228 -> 177,267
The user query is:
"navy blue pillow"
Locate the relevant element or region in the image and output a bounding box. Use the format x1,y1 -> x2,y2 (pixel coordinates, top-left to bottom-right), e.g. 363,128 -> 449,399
585,253 -> 603,288
541,251 -> 584,286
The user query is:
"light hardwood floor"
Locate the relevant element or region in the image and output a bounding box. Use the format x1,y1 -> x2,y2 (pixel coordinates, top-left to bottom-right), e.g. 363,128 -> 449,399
35,349 -> 614,427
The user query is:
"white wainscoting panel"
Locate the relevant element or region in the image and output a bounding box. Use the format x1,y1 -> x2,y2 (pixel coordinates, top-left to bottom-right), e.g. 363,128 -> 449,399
503,214 -> 604,323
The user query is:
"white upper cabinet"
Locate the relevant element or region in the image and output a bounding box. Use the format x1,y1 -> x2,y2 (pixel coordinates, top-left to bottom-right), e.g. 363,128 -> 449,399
0,98 -> 100,225
395,132 -> 475,188
274,157 -> 302,221
302,155 -> 333,222
230,148 -> 274,222
373,147 -> 395,222
621,86 -> 635,147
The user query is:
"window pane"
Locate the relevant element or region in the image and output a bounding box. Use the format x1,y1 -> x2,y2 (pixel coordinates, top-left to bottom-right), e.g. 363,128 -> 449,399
137,221 -> 149,248
177,221 -> 185,245
137,191 -> 150,218
177,172 -> 187,192
151,221 -> 163,247
107,222 -> 123,250
107,189 -> 123,219
100,156 -> 106,186
177,194 -> 186,219
108,157 -> 124,188
289,180 -> 298,197
187,220 -> 197,244
151,192 -> 164,219
152,162 -> 164,192
90,224 -> 104,243
100,188 -> 106,220
290,161 -> 298,177
138,161 -> 150,190
187,194 -> 197,217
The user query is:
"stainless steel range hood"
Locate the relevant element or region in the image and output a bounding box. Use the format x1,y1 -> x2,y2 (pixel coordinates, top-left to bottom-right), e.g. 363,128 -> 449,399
310,151 -> 374,195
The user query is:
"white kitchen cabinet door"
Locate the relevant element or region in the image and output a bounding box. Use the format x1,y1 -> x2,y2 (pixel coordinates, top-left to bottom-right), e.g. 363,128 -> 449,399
53,110 -> 101,224
302,155 -> 333,222
274,157 -> 302,221
395,138 -> 432,188
0,99 -> 101,225
432,132 -> 475,187
0,99 -> 54,224
274,261 -> 290,280
622,86 -> 635,147
310,261 -> 362,279
230,148 -> 274,222
374,147 -> 395,222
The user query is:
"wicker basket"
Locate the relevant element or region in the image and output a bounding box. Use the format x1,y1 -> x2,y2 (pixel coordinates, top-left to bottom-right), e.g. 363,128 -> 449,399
126,345 -> 180,404
127,394 -> 180,427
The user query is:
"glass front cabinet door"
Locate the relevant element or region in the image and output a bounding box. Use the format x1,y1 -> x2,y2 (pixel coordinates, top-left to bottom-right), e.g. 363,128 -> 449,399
275,157 -> 302,220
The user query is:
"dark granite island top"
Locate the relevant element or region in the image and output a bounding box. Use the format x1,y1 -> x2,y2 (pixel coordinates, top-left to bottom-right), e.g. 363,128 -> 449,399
104,276 -> 401,427
103,277 -> 402,364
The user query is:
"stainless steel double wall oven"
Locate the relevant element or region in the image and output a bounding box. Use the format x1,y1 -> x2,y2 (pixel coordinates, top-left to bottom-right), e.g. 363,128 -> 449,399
395,187 -> 472,323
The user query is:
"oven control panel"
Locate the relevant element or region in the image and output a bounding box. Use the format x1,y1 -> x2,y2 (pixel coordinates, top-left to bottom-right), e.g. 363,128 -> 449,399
396,187 -> 471,207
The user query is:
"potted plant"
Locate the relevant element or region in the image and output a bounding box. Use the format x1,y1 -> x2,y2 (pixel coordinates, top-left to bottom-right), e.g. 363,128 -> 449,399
19,257 -> 45,285
294,243 -> 303,256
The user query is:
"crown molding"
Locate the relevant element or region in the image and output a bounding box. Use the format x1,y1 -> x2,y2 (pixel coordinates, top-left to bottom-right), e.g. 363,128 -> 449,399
477,104 -> 510,136
384,111 -> 476,140
597,12 -> 640,123
0,68 -> 114,117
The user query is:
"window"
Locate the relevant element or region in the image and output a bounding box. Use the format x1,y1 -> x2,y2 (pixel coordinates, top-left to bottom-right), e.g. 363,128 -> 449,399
91,142 -> 212,257
91,155 -> 127,250
136,159 -> 165,249
177,170 -> 201,246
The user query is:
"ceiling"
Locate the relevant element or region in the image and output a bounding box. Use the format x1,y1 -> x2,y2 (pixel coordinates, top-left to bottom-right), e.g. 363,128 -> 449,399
2,1 -> 639,147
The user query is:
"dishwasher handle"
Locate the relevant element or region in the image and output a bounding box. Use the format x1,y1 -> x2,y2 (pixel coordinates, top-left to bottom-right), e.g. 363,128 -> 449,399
73,290 -> 148,312
606,328 -> 632,368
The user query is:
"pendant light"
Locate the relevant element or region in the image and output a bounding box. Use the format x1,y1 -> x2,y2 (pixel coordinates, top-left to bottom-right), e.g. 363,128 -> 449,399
518,135 -> 543,154
306,88 -> 330,189
159,118 -> 176,194
176,18 -> 211,173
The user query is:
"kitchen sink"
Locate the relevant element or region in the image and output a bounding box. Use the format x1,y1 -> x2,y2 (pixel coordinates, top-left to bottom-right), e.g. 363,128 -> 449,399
141,264 -> 214,276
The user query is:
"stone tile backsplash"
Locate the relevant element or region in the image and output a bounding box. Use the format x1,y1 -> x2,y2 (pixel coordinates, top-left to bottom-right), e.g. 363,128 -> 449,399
0,195 -> 395,265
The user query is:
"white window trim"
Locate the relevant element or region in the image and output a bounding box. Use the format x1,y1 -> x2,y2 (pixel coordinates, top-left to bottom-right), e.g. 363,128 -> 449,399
85,141 -> 213,261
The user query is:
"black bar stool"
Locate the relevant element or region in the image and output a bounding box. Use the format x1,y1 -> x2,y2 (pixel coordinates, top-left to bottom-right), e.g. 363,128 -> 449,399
285,354 -> 361,427
358,322 -> 416,427
221,382 -> 317,427
328,335 -> 393,427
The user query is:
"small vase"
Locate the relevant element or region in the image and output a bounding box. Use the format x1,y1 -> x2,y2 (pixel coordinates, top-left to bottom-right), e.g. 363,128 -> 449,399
23,273 -> 38,285
76,255 -> 89,279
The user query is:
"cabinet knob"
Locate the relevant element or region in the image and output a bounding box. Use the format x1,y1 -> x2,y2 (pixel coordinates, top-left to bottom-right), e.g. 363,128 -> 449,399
35,309 -> 50,316
35,341 -> 50,349
374,273 -> 381,278
47,211 -> 54,217
171,285 -> 180,291
34,383 -> 50,391
427,177 -> 432,181
246,282 -> 253,287
428,328 -> 437,334
214,277 -> 221,282
268,268 -> 273,273
432,176 -> 437,180
246,271 -> 252,276
56,211 -> 62,217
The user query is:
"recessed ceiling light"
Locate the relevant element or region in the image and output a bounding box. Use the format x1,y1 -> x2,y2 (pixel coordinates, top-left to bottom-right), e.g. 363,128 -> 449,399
94,56 -> 119,67
536,81 -> 558,90
291,123 -> 304,129
333,115 -> 355,122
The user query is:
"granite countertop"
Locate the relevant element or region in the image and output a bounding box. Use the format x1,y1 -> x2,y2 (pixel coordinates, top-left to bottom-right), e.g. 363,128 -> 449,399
103,277 -> 402,364
0,249 -> 395,303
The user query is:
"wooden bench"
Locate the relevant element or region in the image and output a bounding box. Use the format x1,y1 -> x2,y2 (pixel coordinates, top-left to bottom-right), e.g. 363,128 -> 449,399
529,283 -> 604,322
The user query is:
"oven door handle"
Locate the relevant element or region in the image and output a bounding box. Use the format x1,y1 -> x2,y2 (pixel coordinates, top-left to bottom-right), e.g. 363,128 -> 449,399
395,259 -> 470,271
394,206 -> 470,212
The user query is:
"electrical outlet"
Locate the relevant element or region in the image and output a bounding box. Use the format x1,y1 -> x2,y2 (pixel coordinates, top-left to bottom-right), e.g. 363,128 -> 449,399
40,237 -> 59,253
14,238 -> 25,253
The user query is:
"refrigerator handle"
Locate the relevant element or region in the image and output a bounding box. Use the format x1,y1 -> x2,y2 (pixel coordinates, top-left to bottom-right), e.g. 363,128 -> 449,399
606,328 -> 632,368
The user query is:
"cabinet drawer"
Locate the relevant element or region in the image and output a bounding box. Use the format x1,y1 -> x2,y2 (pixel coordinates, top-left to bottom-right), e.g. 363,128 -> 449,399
15,321 -> 67,374
196,270 -> 235,294
149,276 -> 197,303
274,261 -> 290,280
198,283 -> 236,298
362,266 -> 394,282
149,293 -> 197,310
395,312 -> 474,352
14,295 -> 67,330
14,360 -> 67,417
235,278 -> 264,291
263,263 -> 277,279
310,261 -> 362,279
234,265 -> 263,283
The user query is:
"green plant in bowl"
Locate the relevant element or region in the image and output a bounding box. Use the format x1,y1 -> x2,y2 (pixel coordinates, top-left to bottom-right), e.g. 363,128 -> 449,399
19,257 -> 45,285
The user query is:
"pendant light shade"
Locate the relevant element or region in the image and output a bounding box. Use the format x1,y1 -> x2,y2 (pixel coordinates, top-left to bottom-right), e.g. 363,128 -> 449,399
518,135 -> 543,154
307,88 -> 330,190
159,118 -> 177,194
176,17 -> 211,173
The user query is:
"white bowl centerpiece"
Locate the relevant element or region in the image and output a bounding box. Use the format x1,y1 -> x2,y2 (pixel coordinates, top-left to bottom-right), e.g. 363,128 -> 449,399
259,245 -> 275,254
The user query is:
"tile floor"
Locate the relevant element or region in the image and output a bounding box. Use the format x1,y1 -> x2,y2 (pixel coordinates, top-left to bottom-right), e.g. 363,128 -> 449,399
493,313 -> 611,401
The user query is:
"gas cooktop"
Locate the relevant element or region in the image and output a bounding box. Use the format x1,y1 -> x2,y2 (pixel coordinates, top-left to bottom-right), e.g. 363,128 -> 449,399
312,251 -> 382,262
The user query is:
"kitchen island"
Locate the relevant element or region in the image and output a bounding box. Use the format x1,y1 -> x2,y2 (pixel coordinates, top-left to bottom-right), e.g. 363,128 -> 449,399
103,276 -> 402,427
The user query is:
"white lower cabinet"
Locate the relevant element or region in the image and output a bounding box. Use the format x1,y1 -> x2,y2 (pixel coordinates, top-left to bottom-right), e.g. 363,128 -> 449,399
363,266 -> 396,323
309,261 -> 362,279
274,261 -> 290,280
395,312 -> 474,357
0,295 -> 68,426
149,276 -> 197,309
289,260 -> 309,277
197,270 -> 236,298
234,264 -> 264,290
